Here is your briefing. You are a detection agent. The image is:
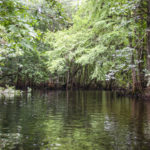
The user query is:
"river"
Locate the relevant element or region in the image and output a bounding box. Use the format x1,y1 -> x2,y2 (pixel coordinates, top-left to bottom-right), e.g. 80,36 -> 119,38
0,90 -> 150,150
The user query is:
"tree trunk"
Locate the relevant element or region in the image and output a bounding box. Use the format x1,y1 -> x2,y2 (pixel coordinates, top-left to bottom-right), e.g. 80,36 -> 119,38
147,0 -> 150,73
131,54 -> 137,93
66,71 -> 70,89
144,0 -> 150,98
137,34 -> 146,90
129,36 -> 137,93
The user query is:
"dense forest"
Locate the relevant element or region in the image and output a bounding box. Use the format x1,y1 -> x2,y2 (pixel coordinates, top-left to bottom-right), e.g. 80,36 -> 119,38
0,0 -> 150,97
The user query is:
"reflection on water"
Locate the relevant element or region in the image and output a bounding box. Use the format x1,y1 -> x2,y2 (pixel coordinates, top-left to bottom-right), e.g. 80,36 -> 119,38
0,90 -> 150,150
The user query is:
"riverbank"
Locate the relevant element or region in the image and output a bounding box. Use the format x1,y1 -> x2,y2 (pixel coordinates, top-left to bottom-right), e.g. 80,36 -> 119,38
1,81 -> 149,100
20,83 -> 150,100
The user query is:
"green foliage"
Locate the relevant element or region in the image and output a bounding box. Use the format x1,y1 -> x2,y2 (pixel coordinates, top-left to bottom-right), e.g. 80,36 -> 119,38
44,0 -> 147,90
0,0 -> 68,87
0,0 -> 148,90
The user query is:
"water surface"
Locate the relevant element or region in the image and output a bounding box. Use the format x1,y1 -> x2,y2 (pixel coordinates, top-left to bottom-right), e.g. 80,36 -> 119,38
0,90 -> 150,150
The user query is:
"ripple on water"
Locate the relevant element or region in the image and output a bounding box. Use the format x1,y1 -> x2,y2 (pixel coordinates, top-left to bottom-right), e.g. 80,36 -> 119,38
0,90 -> 150,150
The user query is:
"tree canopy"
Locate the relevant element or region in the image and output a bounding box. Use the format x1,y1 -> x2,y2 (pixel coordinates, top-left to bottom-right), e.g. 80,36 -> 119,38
0,0 -> 150,95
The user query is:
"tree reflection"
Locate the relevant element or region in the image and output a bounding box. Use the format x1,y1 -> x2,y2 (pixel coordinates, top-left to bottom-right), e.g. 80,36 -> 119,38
0,91 -> 150,150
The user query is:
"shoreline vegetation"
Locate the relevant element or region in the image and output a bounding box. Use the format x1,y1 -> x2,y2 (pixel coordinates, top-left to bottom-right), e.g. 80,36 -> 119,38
0,84 -> 146,100
0,0 -> 150,99
0,86 -> 32,98
0,86 -> 23,98
0,81 -> 148,100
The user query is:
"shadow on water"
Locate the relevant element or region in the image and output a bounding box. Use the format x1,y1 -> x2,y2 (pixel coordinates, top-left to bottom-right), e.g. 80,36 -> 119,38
0,90 -> 150,150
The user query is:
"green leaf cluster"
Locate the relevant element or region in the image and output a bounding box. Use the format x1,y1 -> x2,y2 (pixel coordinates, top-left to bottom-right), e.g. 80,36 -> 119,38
45,0 -> 146,89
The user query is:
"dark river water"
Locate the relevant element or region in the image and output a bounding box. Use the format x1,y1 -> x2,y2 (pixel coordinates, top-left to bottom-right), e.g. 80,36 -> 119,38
0,90 -> 150,150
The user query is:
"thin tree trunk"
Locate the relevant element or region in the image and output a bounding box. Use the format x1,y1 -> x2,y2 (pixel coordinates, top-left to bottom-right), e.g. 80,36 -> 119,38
129,36 -> 137,93
131,54 -> 137,93
144,0 -> 150,97
137,37 -> 145,90
66,71 -> 70,89
147,0 -> 150,73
